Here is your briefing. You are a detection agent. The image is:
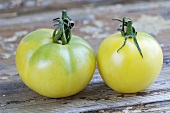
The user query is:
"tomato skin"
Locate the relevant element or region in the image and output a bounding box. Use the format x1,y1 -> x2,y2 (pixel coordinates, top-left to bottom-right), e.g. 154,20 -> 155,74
97,32 -> 163,93
16,29 -> 96,98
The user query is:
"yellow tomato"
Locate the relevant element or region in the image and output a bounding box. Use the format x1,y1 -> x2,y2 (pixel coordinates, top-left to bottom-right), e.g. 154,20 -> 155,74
16,28 -> 96,98
97,32 -> 163,93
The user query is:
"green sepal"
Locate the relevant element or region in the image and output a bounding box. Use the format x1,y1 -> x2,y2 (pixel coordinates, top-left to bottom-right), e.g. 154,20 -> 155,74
113,17 -> 143,58
52,10 -> 74,45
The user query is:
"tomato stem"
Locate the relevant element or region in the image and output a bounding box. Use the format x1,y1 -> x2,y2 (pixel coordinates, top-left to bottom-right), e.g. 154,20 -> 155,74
113,17 -> 143,58
52,10 -> 74,45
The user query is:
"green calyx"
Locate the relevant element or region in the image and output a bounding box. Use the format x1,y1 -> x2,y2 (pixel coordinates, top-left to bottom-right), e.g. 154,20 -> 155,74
112,17 -> 143,58
53,10 -> 74,45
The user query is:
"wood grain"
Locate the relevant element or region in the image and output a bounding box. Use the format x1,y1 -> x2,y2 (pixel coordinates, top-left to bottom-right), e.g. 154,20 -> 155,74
0,47 -> 170,112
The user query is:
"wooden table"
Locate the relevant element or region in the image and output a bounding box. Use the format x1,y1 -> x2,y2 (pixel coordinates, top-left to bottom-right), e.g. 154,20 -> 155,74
0,0 -> 170,112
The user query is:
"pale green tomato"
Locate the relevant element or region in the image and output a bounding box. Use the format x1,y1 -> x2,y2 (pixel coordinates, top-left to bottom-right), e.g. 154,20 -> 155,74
16,29 -> 96,98
97,32 -> 163,93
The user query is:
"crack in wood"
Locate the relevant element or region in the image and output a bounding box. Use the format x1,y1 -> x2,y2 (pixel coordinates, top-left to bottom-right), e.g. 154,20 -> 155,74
90,100 -> 170,112
136,88 -> 170,96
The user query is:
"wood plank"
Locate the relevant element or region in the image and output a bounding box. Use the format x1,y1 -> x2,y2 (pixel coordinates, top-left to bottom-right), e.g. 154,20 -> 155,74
0,62 -> 170,112
0,0 -> 160,16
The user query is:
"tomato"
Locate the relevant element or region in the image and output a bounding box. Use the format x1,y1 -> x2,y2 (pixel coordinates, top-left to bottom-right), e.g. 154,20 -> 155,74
16,11 -> 96,98
97,17 -> 163,93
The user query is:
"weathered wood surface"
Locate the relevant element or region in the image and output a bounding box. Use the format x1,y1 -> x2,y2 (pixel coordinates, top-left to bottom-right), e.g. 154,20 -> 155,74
1,0 -> 170,112
0,64 -> 170,112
